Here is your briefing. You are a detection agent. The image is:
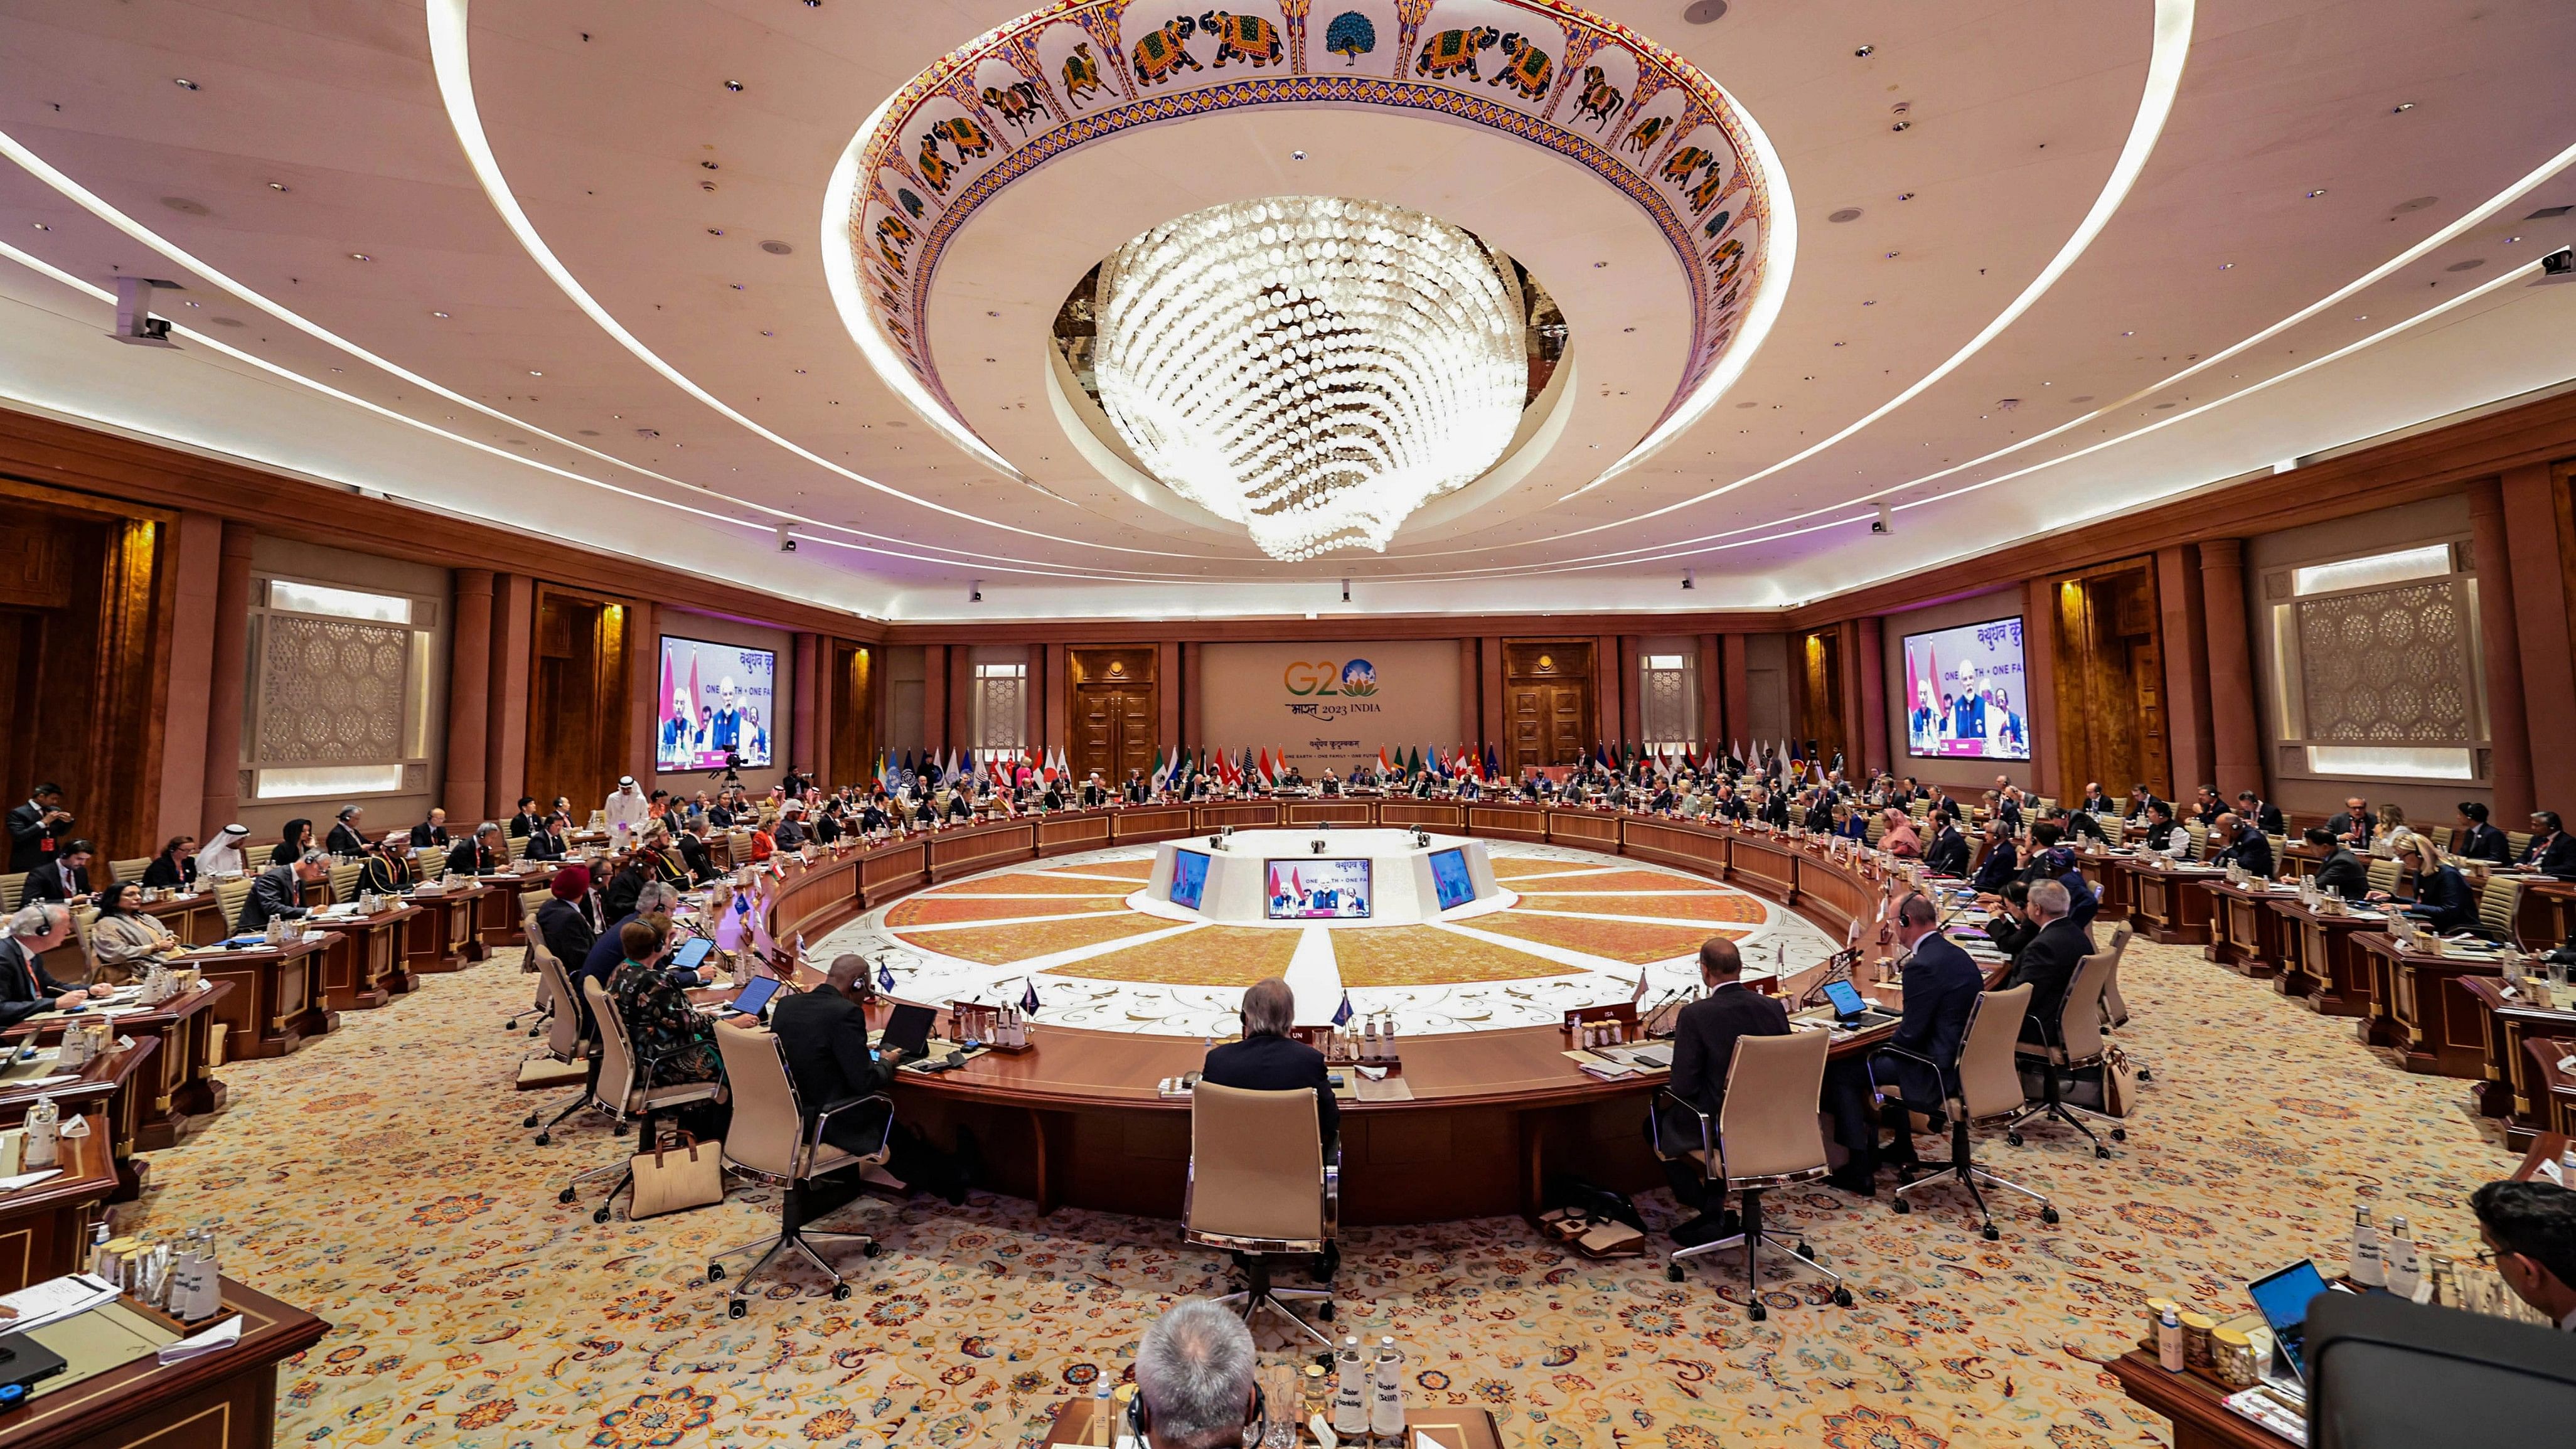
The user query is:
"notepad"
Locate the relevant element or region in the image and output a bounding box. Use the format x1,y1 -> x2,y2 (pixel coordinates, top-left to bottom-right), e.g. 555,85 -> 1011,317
1354,1076 -> 1414,1103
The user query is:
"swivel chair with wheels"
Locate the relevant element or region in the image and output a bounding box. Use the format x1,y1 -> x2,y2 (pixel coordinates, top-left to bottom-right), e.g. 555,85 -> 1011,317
1887,982 -> 2056,1238
2006,924 -> 2130,1157
1657,1029 -> 1852,1320
520,947 -> 597,1145
1184,1081 -> 1339,1348
704,1020 -> 888,1317
558,978 -> 723,1222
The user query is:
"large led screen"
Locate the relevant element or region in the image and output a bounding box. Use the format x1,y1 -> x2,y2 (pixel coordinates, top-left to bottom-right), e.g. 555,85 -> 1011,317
1266,858 -> 1372,919
1901,617 -> 2031,761
658,636 -> 778,770
1429,848 -> 1476,911
1168,850 -> 1210,911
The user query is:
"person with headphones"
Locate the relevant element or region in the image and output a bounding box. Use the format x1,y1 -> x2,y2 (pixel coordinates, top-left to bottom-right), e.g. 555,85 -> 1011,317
1130,1299 -> 1264,1449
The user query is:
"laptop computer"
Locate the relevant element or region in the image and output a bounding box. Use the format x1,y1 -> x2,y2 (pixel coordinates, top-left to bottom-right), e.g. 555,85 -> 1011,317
877,1002 -> 938,1059
1822,977 -> 1899,1028
2249,1258 -> 2333,1396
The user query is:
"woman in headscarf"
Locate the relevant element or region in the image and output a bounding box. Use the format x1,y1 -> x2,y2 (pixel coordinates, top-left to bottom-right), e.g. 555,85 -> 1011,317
270,818 -> 314,868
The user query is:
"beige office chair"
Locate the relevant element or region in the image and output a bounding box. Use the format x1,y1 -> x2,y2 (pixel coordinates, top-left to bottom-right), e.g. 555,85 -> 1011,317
212,878 -> 253,932
2095,924 -> 2151,1084
108,857 -> 149,888
2475,875 -> 2526,946
559,978 -> 724,1222
2508,830 -> 2535,862
1887,983 -> 2054,1238
0,873 -> 24,913
1655,1029 -> 1851,1319
706,1021 -> 887,1317
326,860 -> 363,904
519,946 -> 600,1143
2006,924 -> 2130,1158
506,834 -> 530,863
1184,1081 -> 1339,1346
2365,858 -> 2403,897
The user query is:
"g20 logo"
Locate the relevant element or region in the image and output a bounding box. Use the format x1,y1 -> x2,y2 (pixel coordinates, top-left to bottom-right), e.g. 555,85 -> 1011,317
1283,658 -> 1379,697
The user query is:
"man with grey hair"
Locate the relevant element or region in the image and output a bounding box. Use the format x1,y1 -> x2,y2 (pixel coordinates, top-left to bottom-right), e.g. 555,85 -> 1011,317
2001,878 -> 2085,1043
0,902 -> 109,1027
1198,976 -> 1335,1144
1133,1298 -> 1262,1449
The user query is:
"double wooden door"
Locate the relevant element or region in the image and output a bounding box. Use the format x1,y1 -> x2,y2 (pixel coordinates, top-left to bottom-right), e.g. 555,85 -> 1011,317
1502,639 -> 1596,775
1072,685 -> 1155,781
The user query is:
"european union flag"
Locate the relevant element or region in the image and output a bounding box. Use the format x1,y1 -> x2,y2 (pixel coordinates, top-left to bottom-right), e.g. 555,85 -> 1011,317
877,956 -> 897,992
1021,978 -> 1041,1014
1332,990 -> 1353,1027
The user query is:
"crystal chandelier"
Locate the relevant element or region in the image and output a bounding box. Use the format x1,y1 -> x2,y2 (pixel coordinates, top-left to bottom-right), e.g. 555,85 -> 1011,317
1091,197 -> 1527,561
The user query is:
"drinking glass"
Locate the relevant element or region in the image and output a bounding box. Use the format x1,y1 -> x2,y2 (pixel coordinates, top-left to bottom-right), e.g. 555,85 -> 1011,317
1261,1361 -> 1300,1448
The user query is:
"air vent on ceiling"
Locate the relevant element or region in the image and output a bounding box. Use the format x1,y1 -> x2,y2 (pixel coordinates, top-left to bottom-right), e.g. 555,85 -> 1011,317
2524,205 -> 2572,219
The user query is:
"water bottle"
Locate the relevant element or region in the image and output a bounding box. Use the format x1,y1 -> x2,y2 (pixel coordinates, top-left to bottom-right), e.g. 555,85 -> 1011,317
2560,1143 -> 2576,1189
2347,1204 -> 2383,1286
23,1096 -> 58,1169
1331,1337 -> 1369,1438
1370,1337 -> 1404,1442
2384,1216 -> 2421,1298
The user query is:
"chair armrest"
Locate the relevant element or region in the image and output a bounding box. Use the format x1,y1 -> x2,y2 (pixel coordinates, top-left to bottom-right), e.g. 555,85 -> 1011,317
812,1091 -> 895,1159
1650,1088 -> 1714,1162
1874,1044 -> 1940,1072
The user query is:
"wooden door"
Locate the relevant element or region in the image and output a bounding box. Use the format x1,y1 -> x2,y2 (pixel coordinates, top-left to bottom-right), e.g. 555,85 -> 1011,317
1072,686 -> 1155,781
1500,640 -> 1596,775
2051,560 -> 2172,802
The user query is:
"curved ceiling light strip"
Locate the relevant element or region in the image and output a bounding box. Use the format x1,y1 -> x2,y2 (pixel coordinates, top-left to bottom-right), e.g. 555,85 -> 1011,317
1487,254 -> 2550,582
1531,0 -> 2196,520
0,122 -> 1168,584
425,0 -> 1218,564
1448,130 -> 2576,575
0,241 -> 1189,590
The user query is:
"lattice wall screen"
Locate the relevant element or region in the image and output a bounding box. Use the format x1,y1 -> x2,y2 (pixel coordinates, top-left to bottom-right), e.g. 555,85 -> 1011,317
2290,578 -> 2475,744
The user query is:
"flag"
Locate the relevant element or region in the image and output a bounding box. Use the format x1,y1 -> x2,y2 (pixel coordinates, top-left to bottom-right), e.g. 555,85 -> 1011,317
877,955 -> 897,991
1484,742 -> 1500,780
1332,990 -> 1354,1027
1020,978 -> 1040,1014
1377,746 -> 1392,776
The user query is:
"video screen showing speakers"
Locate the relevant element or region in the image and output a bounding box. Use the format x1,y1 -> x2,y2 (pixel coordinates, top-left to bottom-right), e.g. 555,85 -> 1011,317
1168,850 -> 1210,910
1266,858 -> 1371,919
1429,847 -> 1476,911
657,636 -> 778,770
1901,617 -> 2030,761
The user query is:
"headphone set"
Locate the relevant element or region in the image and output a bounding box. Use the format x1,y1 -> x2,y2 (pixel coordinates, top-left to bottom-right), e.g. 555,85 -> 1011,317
1126,1381 -> 1265,1448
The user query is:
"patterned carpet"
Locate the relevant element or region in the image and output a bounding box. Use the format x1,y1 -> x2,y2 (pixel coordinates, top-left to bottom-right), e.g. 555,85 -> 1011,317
123,934 -> 2527,1448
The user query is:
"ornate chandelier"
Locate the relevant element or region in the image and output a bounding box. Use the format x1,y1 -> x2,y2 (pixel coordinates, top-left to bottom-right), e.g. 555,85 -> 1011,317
1091,197 -> 1527,561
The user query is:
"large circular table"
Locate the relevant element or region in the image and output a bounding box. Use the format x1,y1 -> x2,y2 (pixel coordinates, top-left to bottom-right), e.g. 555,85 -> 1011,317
760,800 -> 1896,1224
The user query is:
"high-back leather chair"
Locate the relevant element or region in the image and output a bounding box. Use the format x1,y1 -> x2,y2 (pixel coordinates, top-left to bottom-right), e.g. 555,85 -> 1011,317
1660,1029 -> 1851,1320
1185,1081 -> 1337,1345
2007,924 -> 2131,1158
108,857 -> 149,889
557,977 -> 722,1223
211,878 -> 252,933
1888,983 -> 2055,1237
705,1021 -> 887,1317
2476,875 -> 2526,945
519,946 -> 599,1146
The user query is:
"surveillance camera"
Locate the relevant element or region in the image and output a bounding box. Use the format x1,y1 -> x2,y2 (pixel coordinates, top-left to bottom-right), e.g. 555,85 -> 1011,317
776,525 -> 798,552
1340,577 -> 1350,603
970,579 -> 984,603
1870,502 -> 1893,535
1681,569 -> 1696,591
2545,247 -> 2575,277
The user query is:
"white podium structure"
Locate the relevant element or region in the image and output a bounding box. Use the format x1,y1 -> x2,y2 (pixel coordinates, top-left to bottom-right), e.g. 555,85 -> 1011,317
1135,828 -> 1509,927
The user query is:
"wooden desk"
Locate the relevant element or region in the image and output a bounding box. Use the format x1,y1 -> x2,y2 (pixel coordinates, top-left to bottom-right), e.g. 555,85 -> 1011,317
2461,976 -> 2576,1148
2108,1348 -> 2293,1449
2516,877 -> 2576,949
2351,934 -> 2509,1077
302,905 -> 422,1010
0,1275 -> 328,1449
2203,879 -> 2292,977
2119,858 -> 2221,945
476,869 -> 553,948
0,1034 -> 159,1200
186,938 -> 333,1059
0,1113 -> 115,1295
15,983 -> 231,1152
2267,899 -> 2386,1017
2077,850 -> 2134,924
1045,1395 -> 1499,1449
2526,1037 -> 2576,1141
142,892 -> 229,948
409,884 -> 490,970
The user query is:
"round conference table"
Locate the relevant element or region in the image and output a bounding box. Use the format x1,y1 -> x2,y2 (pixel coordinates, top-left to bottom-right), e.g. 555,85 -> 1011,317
757,799 -> 1904,1225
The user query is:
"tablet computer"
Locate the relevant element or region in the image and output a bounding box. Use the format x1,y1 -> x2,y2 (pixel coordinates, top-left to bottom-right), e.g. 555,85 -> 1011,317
720,974 -> 781,1018
671,937 -> 715,971
879,1002 -> 937,1059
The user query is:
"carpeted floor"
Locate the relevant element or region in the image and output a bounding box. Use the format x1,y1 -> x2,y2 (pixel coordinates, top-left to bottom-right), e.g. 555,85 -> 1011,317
121,936 -> 2524,1448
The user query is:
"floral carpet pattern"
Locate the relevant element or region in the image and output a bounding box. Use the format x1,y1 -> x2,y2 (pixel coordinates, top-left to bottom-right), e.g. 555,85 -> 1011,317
129,934 -> 2526,1448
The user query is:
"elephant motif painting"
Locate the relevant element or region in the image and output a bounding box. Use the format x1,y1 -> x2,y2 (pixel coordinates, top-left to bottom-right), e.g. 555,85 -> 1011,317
1489,33 -> 1553,99
1415,26 -> 1499,80
1130,16 -> 1204,85
1200,11 -> 1285,68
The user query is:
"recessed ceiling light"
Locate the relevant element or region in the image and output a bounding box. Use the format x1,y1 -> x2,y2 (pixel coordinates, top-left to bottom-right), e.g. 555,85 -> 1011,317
700,161 -> 719,171
2219,262 -> 2233,269
987,309 -> 1001,318
1884,251 -> 1899,259
730,283 -> 745,290
349,252 -> 370,261
1891,120 -> 1910,132
268,181 -> 290,193
1291,151 -> 1307,161
1861,299 -> 1875,305
28,222 -> 45,232
2353,314 -> 2367,321
184,300 -> 199,307
529,370 -> 543,376
2306,190 -> 2327,199
1622,326 -> 1635,333
2393,101 -> 2416,112
432,310 -> 450,318
2506,235 -> 2524,243
761,329 -> 774,336
2122,330 -> 2135,336
1854,44 -> 1874,57
723,80 -> 744,92
708,227 -> 725,236
173,78 -> 198,90
1593,261 -> 1606,269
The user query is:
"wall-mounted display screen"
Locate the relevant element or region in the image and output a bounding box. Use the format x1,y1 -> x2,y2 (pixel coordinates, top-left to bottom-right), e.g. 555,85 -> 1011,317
1429,847 -> 1476,911
1266,858 -> 1371,919
1901,617 -> 2030,761
1168,850 -> 1210,911
658,636 -> 778,770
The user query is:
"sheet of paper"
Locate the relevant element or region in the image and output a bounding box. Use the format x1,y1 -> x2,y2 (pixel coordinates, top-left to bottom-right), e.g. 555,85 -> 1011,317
0,1169 -> 63,1192
156,1313 -> 242,1363
0,1273 -> 119,1333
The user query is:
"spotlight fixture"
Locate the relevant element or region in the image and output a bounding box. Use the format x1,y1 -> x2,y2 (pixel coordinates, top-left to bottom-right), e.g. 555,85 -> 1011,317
432,310 -> 449,318
173,78 -> 198,90
970,579 -> 983,602
1854,44 -> 1874,57
724,79 -> 744,92
349,252 -> 370,261
267,181 -> 290,192
2393,101 -> 2415,112
2541,247 -> 2576,279
1291,150 -> 1306,161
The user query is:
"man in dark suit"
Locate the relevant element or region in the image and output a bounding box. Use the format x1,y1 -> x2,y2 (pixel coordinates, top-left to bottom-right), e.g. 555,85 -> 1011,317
2211,813 -> 2273,877
2140,801 -> 2184,853
771,954 -> 973,1205
2308,827 -> 2369,899
2326,797 -> 2375,849
507,797 -> 544,840
324,806 -> 369,858
2523,812 -> 2576,881
2125,784 -> 2164,823
1645,938 -> 1790,1244
2001,879 -> 2088,1044
6,784 -> 70,875
446,822 -> 500,876
22,840 -> 93,904
1923,819 -> 1970,877
410,809 -> 451,849
1970,824 -> 2020,896
1829,893 -> 1988,1187
235,856 -> 311,934
1199,977 -> 1337,1147
2456,802 -> 2512,865
2079,783 -> 2116,815
2235,789 -> 2285,837
0,903 -> 110,1027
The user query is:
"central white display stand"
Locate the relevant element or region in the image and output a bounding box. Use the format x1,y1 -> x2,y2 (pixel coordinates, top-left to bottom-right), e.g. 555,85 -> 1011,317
1134,828 -> 1510,927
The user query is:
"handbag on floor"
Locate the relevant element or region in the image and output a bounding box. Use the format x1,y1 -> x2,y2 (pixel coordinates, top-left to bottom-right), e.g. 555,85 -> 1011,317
2101,1044 -> 2141,1119
628,1128 -> 724,1219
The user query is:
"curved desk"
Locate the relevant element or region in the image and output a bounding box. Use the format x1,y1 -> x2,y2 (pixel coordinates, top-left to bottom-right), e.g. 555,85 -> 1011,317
759,802 -> 1901,1224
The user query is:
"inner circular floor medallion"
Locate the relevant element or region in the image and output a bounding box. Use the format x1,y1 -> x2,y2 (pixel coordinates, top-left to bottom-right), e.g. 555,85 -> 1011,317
816,841 -> 1835,1037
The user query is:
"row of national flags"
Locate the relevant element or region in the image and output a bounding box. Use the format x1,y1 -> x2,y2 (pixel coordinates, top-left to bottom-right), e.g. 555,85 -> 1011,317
859,739 -> 1829,791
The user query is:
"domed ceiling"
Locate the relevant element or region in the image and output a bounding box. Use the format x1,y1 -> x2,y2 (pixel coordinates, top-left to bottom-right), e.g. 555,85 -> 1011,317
0,2 -> 2572,621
